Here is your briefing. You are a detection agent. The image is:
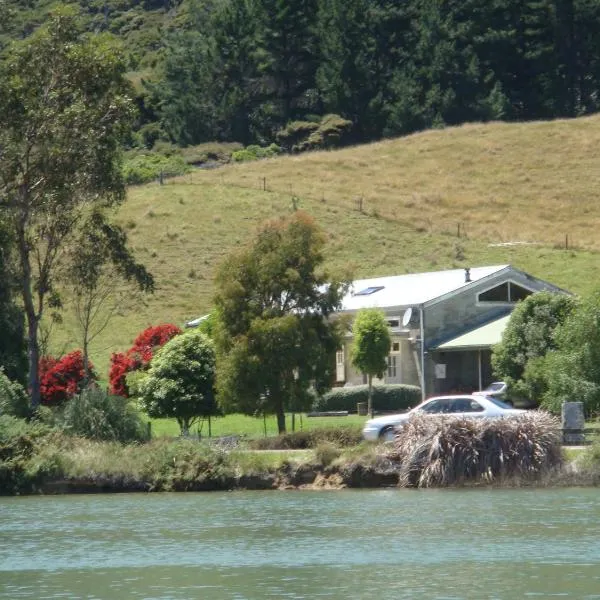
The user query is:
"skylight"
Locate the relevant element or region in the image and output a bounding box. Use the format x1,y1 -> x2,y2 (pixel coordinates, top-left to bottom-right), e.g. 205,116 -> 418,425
353,285 -> 385,296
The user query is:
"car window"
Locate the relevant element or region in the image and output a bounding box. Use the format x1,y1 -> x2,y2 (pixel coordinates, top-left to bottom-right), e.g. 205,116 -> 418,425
485,382 -> 505,392
487,397 -> 514,410
420,399 -> 452,414
450,398 -> 483,412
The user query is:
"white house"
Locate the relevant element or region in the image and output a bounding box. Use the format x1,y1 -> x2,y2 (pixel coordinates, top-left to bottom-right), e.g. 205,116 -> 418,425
334,265 -> 569,399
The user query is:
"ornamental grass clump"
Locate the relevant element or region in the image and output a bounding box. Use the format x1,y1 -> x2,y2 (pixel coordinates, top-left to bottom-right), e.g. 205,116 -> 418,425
393,412 -> 562,487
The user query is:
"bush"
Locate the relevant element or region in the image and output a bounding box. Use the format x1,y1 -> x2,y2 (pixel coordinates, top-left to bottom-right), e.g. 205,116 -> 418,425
276,114 -> 353,153
109,323 -> 182,397
393,412 -> 562,487
59,388 -> 149,443
313,384 -> 421,413
314,441 -> 342,467
39,350 -> 96,406
122,152 -> 191,185
0,368 -> 29,418
231,144 -> 281,162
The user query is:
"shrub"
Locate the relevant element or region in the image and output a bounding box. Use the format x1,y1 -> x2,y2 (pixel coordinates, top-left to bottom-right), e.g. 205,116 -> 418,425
122,152 -> 191,185
314,442 -> 342,467
276,114 -> 352,153
393,412 -> 562,487
109,324 -> 182,397
231,144 -> 281,162
313,384 -> 421,413
0,368 -> 29,418
59,388 -> 149,443
39,350 -> 96,406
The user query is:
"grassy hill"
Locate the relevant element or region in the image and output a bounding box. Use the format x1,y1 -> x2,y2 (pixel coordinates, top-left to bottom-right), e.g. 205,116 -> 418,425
54,115 -> 600,377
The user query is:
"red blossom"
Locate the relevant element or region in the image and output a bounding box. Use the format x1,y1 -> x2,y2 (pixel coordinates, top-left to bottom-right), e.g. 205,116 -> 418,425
108,324 -> 181,397
39,350 -> 95,406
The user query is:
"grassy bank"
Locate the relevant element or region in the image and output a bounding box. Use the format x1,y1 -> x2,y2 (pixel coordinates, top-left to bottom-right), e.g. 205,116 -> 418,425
46,115 -> 600,376
2,414 -> 600,496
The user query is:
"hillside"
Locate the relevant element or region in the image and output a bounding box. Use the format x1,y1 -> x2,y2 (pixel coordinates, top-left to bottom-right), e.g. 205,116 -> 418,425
53,115 -> 600,376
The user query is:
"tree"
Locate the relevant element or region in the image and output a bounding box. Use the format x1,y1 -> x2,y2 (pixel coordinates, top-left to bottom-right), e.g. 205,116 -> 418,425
141,329 -> 218,436
543,289 -> 600,415
214,212 -> 349,434
109,323 -> 181,397
492,291 -> 576,405
66,212 -> 154,384
39,350 -> 96,407
0,8 -> 135,409
350,308 -> 391,418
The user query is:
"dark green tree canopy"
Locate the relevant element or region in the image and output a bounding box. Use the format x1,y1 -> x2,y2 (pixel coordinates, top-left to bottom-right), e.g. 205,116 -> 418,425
214,211 -> 349,433
543,289 -> 600,415
491,291 -> 577,404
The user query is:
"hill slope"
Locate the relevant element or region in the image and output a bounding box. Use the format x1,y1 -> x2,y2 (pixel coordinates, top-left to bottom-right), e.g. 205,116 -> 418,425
55,115 -> 600,376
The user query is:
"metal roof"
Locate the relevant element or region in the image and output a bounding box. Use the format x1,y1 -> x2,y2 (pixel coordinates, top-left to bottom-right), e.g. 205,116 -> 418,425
340,265 -> 509,312
434,314 -> 511,350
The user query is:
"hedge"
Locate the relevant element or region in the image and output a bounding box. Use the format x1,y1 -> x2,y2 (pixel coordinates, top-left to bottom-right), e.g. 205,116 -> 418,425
313,384 -> 421,414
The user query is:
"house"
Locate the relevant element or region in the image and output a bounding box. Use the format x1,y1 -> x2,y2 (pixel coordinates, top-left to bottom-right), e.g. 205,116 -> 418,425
334,265 -> 569,399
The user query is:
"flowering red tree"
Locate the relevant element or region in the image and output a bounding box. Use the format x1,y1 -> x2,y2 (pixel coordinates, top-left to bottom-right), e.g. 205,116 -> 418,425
40,350 -> 96,406
109,324 -> 181,397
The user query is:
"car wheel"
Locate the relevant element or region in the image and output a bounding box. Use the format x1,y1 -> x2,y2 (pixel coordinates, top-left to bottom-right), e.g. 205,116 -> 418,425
379,426 -> 396,443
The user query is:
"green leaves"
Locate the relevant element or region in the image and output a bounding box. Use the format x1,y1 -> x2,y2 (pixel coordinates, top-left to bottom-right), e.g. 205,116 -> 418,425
214,212 -> 349,431
350,308 -> 391,380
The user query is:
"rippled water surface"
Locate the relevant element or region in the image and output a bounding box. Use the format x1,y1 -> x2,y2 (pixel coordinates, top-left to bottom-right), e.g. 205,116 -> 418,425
1,488 -> 600,599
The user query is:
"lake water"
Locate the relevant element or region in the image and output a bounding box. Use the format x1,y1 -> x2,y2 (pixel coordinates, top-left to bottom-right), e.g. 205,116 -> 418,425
1,488 -> 600,599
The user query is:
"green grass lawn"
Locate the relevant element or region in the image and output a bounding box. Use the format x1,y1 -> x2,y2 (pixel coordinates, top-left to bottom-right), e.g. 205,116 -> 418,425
148,413 -> 368,439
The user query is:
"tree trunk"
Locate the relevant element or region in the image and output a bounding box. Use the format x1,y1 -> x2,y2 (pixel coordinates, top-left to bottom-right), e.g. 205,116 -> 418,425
19,231 -> 41,410
368,373 -> 373,418
276,402 -> 286,434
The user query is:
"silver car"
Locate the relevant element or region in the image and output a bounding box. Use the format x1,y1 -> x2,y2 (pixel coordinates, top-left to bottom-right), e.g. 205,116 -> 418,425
362,394 -> 525,442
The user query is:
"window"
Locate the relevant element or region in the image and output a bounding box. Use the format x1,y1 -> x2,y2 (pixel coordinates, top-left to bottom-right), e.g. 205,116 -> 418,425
392,342 -> 400,352
478,281 -> 533,303
388,319 -> 400,328
353,285 -> 385,296
420,399 -> 452,414
387,355 -> 396,378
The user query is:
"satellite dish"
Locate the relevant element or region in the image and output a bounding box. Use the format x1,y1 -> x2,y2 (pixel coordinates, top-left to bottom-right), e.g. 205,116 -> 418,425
402,307 -> 413,327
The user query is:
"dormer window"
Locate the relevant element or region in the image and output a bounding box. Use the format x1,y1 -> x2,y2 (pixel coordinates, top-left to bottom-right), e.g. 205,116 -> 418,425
353,285 -> 384,296
478,281 -> 533,303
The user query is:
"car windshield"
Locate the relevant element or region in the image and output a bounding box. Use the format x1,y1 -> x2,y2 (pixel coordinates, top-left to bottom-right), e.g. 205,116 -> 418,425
485,382 -> 505,392
487,397 -> 514,410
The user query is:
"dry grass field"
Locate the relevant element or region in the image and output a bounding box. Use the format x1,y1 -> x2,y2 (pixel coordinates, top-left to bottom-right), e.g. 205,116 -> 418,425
52,115 -> 600,378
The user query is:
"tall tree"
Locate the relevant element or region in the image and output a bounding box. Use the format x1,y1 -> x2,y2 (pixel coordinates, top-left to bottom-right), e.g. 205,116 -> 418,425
214,212 -> 349,434
0,7 -> 134,409
350,308 -> 391,418
66,212 -> 154,384
255,0 -> 320,132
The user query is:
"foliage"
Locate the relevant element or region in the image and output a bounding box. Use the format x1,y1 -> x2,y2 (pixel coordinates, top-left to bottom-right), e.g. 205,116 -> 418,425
231,144 -> 281,162
141,329 -> 218,435
109,323 -> 182,397
214,212 -> 350,433
0,7 -> 134,408
59,387 -> 149,443
492,292 -> 577,405
39,351 -> 96,407
276,114 -> 352,152
393,412 -> 562,487
313,384 -> 421,413
350,308 -> 391,416
0,369 -> 29,419
543,289 -> 600,415
0,222 -> 26,384
123,152 -> 192,185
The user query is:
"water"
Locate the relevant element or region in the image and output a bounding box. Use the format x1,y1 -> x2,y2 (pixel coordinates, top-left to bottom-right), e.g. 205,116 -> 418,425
1,488 -> 600,599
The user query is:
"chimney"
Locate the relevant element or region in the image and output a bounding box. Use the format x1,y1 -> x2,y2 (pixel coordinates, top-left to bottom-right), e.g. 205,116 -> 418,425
464,267 -> 471,283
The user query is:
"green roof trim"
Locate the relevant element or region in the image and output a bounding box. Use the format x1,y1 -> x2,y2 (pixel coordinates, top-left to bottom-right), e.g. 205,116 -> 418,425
434,314 -> 511,350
